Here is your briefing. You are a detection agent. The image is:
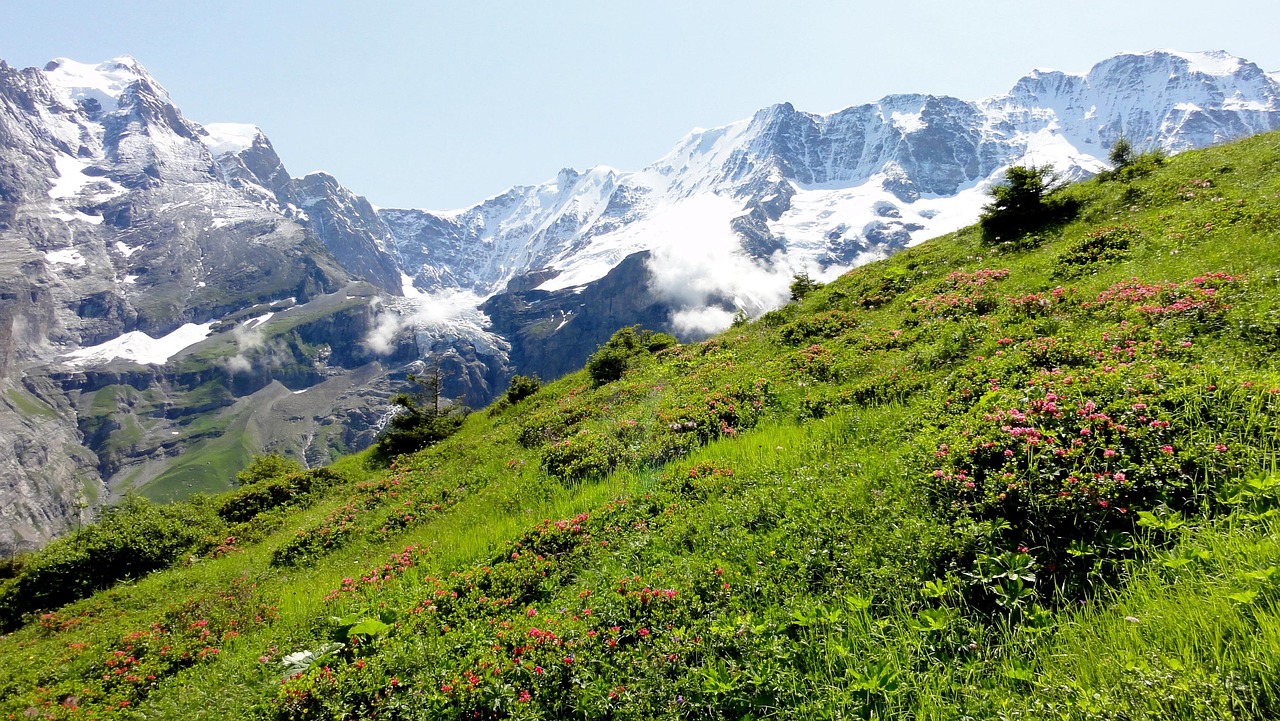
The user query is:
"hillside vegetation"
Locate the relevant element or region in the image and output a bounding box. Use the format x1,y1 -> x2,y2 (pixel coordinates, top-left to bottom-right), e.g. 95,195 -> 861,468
4,131 -> 1280,720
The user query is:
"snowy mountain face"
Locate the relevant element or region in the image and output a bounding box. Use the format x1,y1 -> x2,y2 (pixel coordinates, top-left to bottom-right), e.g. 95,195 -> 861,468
383,50 -> 1280,335
0,57 -> 424,552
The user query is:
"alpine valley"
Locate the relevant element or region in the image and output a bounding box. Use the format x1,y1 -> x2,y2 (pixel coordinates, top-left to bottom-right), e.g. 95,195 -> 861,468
2,49 -> 1278,551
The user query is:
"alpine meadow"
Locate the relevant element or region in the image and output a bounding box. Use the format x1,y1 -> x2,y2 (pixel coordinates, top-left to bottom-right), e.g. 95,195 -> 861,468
4,127 -> 1280,719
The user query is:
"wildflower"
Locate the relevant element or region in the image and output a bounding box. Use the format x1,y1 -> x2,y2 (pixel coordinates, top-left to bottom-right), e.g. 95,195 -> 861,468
518,690 -> 532,703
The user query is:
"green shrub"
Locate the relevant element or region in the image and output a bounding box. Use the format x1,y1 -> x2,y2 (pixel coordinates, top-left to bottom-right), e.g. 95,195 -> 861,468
0,497 -> 225,629
1053,225 -> 1139,278
235,453 -> 303,486
215,468 -> 346,523
586,326 -> 676,387
540,430 -> 628,483
504,374 -> 542,404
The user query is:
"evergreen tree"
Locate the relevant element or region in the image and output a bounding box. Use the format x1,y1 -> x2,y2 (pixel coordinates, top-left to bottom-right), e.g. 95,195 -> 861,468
1108,136 -> 1135,169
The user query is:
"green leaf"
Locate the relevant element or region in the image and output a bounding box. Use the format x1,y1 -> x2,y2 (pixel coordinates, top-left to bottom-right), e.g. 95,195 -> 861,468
1227,590 -> 1258,605
348,618 -> 391,637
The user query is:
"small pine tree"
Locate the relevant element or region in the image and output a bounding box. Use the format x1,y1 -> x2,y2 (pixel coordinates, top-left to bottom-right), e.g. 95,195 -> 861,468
979,164 -> 1071,244
370,362 -> 466,465
1108,137 -> 1135,169
789,272 -> 821,302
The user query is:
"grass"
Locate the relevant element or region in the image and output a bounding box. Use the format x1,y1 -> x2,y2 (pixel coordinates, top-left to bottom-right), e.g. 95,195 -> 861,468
5,388 -> 59,419
4,133 -> 1280,719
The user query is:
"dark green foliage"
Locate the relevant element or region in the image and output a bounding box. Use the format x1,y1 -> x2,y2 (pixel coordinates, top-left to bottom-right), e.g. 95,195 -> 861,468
504,374 -> 542,405
790,271 -> 822,301
234,453 -> 303,487
586,325 -> 676,386
370,369 -> 467,466
779,309 -> 860,345
1053,224 -> 1139,278
540,430 -> 628,482
1109,136 -> 1135,169
216,468 -> 346,523
0,497 -> 225,629
979,164 -> 1077,245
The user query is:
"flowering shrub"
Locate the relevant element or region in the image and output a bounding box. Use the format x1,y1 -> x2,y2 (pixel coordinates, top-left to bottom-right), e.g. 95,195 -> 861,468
910,269 -> 1011,320
1053,225 -> 1139,278
271,503 -> 360,567
540,430 -> 628,483
928,321 -> 1274,598
778,309 -> 860,345
216,468 -> 346,523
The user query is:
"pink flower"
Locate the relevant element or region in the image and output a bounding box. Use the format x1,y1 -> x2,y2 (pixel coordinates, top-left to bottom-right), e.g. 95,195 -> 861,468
527,607 -> 537,617
638,628 -> 650,637
518,690 -> 532,703
1160,445 -> 1174,454
1214,444 -> 1227,452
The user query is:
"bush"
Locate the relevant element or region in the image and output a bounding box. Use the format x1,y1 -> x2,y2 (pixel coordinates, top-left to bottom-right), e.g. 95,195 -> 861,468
1053,225 -> 1138,278
216,468 -> 346,523
505,374 -> 541,404
540,430 -> 628,483
979,164 -> 1077,244
0,497 -> 225,629
586,326 -> 676,387
235,453 -> 303,487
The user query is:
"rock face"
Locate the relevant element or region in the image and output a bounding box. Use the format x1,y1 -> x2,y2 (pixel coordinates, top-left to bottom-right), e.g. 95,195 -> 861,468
3,50 -> 1280,551
0,58 -> 419,552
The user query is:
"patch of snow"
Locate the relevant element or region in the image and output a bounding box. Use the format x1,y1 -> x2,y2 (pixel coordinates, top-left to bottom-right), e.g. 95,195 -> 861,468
64,322 -> 216,367
1175,102 -> 1203,112
890,110 -> 926,133
245,312 -> 274,329
196,281 -> 207,288
201,123 -> 262,156
49,155 -> 96,199
1160,49 -> 1242,76
45,248 -> 87,266
50,209 -> 103,225
122,275 -> 139,285
292,389 -> 308,395
115,241 -> 141,257
400,273 -> 426,299
1223,97 -> 1268,112
42,56 -> 148,111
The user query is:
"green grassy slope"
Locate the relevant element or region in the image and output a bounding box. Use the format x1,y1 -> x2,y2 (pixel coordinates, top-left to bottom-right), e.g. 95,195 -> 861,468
4,132 -> 1280,720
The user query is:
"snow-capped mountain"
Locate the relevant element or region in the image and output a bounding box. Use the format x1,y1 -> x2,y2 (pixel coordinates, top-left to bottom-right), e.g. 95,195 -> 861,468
384,49 -> 1280,325
0,57 -> 424,552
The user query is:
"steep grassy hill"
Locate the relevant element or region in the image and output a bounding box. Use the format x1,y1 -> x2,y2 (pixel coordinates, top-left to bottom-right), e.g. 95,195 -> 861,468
4,132 -> 1280,720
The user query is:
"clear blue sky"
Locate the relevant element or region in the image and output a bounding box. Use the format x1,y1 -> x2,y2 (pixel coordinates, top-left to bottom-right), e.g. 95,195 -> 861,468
3,1 -> 1277,209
